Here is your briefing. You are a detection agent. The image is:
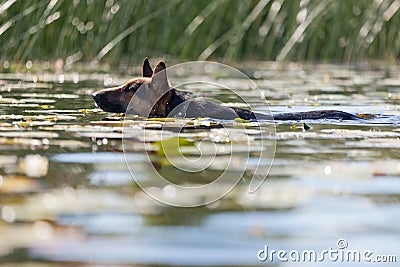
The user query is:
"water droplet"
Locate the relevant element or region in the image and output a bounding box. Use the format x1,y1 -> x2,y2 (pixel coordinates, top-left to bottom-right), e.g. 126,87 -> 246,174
73,73 -> 79,83
77,22 -> 86,33
23,155 -> 49,177
32,221 -> 53,240
2,206 -> 15,222
111,4 -> 119,14
84,21 -> 93,31
58,74 -> 65,83
26,61 -> 33,69
324,165 -> 332,175
72,17 -> 79,26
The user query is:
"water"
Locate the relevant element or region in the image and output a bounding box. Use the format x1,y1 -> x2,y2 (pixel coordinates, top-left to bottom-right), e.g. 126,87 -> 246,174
0,62 -> 399,266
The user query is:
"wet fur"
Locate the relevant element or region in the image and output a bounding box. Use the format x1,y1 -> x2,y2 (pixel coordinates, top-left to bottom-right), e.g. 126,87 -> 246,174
93,58 -> 359,121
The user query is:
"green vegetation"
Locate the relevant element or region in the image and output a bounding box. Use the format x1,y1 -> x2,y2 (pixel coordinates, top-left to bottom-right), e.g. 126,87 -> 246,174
154,137 -> 195,156
1,0 -> 400,64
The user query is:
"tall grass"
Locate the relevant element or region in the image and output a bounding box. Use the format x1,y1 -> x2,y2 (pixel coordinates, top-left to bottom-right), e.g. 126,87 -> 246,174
1,0 -> 400,65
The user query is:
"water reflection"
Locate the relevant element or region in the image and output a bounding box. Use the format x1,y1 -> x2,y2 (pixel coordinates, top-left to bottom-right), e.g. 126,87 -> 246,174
0,63 -> 400,266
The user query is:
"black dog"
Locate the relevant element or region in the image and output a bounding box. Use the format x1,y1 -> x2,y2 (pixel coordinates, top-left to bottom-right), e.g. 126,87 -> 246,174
92,58 -> 359,121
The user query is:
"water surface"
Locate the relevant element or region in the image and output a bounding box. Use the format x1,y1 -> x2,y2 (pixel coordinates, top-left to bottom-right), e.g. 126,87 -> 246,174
0,62 -> 399,266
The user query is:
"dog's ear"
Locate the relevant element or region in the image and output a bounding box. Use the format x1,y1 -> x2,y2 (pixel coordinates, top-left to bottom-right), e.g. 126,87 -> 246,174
142,57 -> 153,77
151,61 -> 169,89
153,61 -> 166,75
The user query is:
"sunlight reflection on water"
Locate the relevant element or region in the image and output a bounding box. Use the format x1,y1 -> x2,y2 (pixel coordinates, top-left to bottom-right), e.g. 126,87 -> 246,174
0,62 -> 399,266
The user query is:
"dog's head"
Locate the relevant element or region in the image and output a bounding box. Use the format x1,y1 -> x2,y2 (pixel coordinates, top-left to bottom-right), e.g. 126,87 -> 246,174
92,58 -> 171,116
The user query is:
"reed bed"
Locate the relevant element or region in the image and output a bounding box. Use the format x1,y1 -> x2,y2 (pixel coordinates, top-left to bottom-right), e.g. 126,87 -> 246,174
1,0 -> 400,65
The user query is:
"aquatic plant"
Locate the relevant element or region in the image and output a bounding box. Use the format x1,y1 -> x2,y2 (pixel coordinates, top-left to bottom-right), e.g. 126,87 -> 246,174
1,0 -> 400,64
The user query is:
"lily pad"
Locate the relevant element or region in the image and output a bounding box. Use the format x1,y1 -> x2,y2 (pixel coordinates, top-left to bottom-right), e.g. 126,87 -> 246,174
154,137 -> 195,156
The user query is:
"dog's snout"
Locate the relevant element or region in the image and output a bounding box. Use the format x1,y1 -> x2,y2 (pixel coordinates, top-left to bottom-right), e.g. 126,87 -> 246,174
92,92 -> 101,101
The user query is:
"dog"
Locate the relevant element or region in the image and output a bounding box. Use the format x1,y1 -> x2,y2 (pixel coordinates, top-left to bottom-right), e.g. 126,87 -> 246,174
92,58 -> 359,121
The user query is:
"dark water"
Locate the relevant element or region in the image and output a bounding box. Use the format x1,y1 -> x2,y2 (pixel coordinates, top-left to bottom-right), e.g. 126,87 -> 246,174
0,62 -> 399,266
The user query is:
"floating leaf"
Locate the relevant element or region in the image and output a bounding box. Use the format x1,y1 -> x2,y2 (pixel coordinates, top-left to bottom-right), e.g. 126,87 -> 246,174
356,113 -> 376,119
79,109 -> 92,114
41,105 -> 55,109
154,137 -> 195,156
13,121 -> 54,127
234,117 -> 249,123
148,117 -> 177,122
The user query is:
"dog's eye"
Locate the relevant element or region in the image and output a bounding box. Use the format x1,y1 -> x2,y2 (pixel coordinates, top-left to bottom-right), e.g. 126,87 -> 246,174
123,85 -> 136,93
123,82 -> 143,93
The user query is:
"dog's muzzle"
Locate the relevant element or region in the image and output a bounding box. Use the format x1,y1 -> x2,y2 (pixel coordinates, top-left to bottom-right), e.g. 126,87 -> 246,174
92,92 -> 101,106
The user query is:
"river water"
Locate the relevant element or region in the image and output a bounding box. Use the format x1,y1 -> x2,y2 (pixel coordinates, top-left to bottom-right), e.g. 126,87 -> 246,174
0,62 -> 399,266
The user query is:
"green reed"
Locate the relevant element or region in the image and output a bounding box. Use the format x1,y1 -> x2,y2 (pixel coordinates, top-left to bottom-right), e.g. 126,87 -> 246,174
1,0 -> 400,66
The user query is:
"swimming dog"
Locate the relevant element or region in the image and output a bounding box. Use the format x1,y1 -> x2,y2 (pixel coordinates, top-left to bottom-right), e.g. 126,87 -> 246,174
92,58 -> 359,121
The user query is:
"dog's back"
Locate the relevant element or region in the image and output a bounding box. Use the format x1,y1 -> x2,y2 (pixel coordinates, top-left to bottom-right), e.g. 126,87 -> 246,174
92,58 -> 360,121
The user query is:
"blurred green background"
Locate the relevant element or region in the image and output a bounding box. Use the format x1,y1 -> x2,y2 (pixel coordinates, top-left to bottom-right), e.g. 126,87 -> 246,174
1,0 -> 400,65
